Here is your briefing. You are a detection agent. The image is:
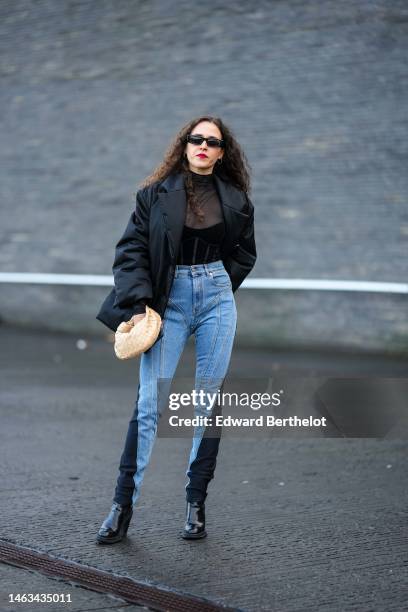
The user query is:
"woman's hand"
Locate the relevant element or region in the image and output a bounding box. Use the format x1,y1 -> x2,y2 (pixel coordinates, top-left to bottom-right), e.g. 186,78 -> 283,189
131,313 -> 146,325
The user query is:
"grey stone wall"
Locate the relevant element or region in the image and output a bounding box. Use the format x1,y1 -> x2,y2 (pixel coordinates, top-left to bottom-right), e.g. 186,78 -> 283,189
0,0 -> 407,354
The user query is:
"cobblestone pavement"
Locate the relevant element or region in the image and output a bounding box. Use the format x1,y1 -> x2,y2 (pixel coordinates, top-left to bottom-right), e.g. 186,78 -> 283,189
0,325 -> 407,611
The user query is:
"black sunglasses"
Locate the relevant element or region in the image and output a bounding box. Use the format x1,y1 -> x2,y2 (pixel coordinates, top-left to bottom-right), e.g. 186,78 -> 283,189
186,133 -> 225,148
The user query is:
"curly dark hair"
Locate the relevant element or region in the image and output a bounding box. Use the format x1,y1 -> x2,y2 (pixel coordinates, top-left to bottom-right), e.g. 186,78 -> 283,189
137,115 -> 252,223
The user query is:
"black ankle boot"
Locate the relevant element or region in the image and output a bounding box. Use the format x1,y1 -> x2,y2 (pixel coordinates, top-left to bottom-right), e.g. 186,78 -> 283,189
96,502 -> 133,545
182,501 -> 207,539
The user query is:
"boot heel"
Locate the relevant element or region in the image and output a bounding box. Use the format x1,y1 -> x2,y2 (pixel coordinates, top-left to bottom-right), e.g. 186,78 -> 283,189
122,512 -> 132,536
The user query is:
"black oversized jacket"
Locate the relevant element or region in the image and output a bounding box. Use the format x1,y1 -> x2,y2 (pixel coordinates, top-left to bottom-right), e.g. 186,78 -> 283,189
96,171 -> 257,343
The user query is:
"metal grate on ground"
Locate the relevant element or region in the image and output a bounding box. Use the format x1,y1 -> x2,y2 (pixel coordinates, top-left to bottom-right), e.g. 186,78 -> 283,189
0,539 -> 242,612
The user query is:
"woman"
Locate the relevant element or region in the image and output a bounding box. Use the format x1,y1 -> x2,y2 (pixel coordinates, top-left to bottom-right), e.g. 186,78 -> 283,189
96,115 -> 257,544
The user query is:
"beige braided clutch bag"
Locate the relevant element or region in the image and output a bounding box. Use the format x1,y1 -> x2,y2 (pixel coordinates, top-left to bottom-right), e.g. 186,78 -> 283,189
114,305 -> 162,360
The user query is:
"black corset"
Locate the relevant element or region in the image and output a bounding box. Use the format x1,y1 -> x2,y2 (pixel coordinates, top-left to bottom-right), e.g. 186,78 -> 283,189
176,221 -> 225,264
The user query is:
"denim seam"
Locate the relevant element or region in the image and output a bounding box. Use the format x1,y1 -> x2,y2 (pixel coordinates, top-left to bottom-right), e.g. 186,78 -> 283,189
201,294 -> 222,380
194,285 -> 231,323
167,297 -> 190,329
203,291 -> 237,378
132,344 -> 157,506
211,279 -> 232,288
209,269 -> 231,288
159,320 -> 165,386
211,315 -> 237,377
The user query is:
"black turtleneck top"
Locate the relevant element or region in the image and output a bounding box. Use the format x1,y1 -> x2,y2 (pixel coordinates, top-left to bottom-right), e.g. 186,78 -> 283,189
132,170 -> 225,314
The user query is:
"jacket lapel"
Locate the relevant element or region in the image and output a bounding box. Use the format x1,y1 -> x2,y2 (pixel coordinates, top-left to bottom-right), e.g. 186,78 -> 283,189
213,173 -> 249,257
156,173 -> 186,259
156,171 -> 249,260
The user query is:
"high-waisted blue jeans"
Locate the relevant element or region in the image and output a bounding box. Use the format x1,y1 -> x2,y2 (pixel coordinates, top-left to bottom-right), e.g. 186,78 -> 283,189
113,260 -> 238,508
